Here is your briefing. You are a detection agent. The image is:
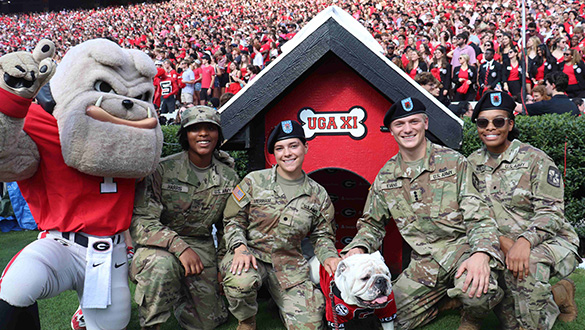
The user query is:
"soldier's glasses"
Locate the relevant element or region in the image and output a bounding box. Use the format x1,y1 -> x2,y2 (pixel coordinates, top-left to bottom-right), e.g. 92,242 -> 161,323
476,117 -> 509,128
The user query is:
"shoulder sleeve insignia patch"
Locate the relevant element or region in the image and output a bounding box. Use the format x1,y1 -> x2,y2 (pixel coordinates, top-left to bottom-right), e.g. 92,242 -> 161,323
472,172 -> 480,192
546,166 -> 561,188
232,185 -> 246,201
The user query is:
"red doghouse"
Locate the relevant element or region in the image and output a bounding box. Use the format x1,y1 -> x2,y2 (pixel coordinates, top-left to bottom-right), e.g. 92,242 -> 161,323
221,6 -> 463,276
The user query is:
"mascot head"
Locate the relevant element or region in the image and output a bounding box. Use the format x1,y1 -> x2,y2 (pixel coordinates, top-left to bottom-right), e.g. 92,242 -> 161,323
49,39 -> 162,178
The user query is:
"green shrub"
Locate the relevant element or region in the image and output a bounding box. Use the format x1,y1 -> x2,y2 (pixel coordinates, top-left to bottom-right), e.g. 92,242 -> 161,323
460,114 -> 585,241
161,125 -> 182,157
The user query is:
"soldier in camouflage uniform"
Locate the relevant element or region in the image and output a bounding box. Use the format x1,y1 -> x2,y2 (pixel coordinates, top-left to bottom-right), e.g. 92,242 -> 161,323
343,98 -> 504,330
129,106 -> 239,330
221,120 -> 340,330
467,91 -> 581,330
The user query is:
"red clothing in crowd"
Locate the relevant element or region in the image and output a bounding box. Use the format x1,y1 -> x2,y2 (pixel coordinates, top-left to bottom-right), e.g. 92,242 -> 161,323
564,64 -> 579,85
200,65 -> 215,89
535,63 -> 545,81
508,63 -> 520,81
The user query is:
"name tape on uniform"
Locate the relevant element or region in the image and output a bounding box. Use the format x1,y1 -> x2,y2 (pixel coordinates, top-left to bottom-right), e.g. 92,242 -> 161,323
501,162 -> 529,170
213,188 -> 232,195
430,169 -> 456,181
381,181 -> 403,190
162,183 -> 189,193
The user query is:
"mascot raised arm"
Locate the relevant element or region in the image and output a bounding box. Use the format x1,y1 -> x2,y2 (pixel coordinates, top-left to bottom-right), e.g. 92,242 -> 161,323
0,39 -> 163,330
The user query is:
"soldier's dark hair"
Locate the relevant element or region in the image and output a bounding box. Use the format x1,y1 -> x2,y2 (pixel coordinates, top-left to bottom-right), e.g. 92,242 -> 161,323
507,112 -> 519,141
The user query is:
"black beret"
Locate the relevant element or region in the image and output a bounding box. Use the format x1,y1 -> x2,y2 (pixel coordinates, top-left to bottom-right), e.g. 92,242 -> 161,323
383,97 -> 426,127
471,91 -> 516,122
267,120 -> 306,154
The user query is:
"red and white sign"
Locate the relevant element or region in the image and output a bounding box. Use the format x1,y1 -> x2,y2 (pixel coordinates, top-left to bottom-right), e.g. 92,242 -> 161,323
298,106 -> 367,140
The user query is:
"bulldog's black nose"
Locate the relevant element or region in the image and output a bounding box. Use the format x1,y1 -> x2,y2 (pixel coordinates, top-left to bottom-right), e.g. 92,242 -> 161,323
375,277 -> 387,292
122,99 -> 134,109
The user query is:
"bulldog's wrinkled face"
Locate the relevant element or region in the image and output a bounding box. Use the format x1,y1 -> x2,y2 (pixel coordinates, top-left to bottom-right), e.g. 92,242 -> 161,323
50,39 -> 162,178
335,251 -> 392,309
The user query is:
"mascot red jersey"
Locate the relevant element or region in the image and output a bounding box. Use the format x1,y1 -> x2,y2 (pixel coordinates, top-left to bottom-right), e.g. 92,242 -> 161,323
0,39 -> 163,330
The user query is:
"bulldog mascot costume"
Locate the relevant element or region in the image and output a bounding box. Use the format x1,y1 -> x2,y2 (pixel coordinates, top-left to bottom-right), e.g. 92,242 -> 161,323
0,39 -> 163,330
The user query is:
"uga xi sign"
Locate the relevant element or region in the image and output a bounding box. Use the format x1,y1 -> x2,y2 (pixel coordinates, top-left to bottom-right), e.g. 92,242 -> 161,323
298,106 -> 367,140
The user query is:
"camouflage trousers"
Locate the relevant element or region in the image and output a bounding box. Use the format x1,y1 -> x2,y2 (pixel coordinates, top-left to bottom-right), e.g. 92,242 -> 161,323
495,242 -> 579,330
393,251 -> 503,330
220,253 -> 325,330
130,238 -> 227,330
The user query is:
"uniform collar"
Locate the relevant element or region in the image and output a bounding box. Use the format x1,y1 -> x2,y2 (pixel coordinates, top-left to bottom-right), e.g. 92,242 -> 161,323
477,139 -> 522,171
269,165 -> 311,200
394,138 -> 435,180
176,151 -> 221,190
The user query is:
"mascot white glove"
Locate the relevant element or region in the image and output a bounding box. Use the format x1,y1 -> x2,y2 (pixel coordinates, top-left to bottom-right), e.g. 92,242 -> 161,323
0,39 -> 56,99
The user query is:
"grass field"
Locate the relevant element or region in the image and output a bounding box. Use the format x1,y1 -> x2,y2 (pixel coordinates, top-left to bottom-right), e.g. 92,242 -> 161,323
1,230 -> 583,330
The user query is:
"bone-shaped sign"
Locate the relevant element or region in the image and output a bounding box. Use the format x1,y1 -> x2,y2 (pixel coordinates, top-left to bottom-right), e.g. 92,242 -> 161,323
298,106 -> 367,140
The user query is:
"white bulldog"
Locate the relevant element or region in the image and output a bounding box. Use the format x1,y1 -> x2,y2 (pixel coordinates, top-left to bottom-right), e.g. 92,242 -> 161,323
310,251 -> 395,330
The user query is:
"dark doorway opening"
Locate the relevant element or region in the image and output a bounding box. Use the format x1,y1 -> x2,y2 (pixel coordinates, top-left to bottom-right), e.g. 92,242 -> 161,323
309,168 -> 404,277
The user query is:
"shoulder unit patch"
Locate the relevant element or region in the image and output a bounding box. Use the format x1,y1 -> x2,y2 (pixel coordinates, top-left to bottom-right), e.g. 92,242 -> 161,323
546,166 -> 561,188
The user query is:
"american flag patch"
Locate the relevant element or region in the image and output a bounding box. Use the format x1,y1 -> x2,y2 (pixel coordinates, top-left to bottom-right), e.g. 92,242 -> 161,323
232,185 -> 246,201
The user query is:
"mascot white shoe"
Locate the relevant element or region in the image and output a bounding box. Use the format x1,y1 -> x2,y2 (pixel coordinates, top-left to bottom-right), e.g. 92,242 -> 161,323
0,38 -> 163,330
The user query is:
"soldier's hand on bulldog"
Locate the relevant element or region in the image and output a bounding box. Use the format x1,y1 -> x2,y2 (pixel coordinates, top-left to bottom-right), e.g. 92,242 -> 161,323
322,256 -> 341,276
230,244 -> 258,275
0,39 -> 56,99
343,246 -> 367,259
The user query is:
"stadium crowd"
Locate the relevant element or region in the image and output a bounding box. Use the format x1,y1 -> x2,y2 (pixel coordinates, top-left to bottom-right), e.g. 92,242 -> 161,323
2,0 -> 585,116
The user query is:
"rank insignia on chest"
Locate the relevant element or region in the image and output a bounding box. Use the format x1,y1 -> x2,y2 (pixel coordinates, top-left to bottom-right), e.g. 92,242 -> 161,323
410,189 -> 422,202
232,185 -> 246,201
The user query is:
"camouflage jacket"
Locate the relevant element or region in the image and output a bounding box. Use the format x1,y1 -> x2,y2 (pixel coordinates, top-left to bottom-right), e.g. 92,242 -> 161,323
467,139 -> 580,259
130,151 -> 239,260
343,140 -> 503,285
223,166 -> 338,289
